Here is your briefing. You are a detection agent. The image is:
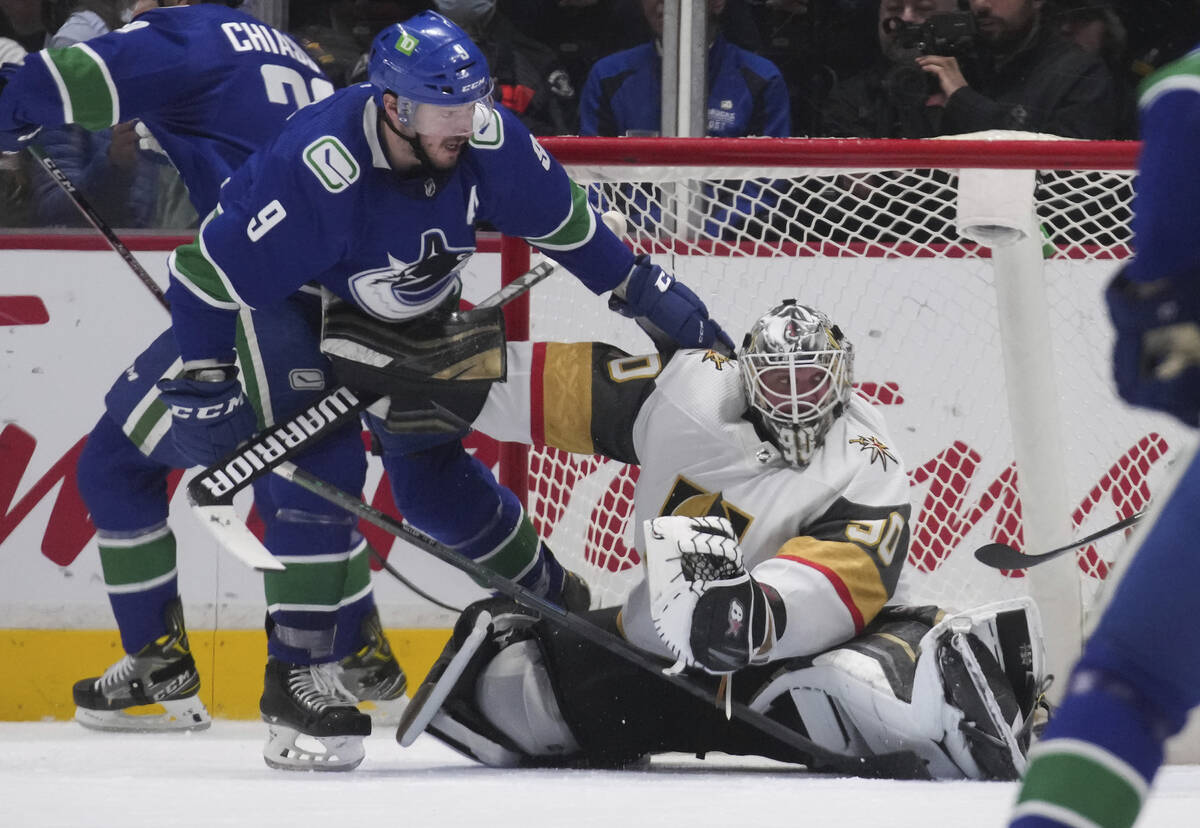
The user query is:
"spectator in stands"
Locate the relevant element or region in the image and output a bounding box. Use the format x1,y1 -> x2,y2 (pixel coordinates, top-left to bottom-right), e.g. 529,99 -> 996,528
1046,0 -> 1135,137
31,1 -> 159,227
0,0 -> 54,52
916,0 -> 1122,138
822,0 -> 961,138
288,3 -> 367,89
579,0 -> 790,137
0,34 -> 32,227
434,0 -> 577,134
748,0 -> 879,135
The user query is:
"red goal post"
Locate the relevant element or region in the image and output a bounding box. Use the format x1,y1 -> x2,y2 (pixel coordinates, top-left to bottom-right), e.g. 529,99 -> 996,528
492,135 -> 1175,687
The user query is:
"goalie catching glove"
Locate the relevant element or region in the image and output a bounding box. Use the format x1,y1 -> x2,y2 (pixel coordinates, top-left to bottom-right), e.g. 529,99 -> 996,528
645,515 -> 782,674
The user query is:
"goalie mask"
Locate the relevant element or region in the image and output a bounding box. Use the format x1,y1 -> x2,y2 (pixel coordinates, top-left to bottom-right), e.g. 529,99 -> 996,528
739,300 -> 854,467
368,12 -> 495,137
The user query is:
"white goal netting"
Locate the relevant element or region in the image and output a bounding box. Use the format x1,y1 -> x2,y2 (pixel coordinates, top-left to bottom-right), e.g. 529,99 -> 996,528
494,136 -> 1190,677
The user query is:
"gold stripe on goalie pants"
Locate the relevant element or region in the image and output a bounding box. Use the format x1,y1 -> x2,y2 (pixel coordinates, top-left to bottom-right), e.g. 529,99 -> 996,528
0,627 -> 450,721
540,342 -> 595,454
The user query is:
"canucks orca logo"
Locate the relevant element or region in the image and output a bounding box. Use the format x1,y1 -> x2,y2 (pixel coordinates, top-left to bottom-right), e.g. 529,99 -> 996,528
348,229 -> 474,320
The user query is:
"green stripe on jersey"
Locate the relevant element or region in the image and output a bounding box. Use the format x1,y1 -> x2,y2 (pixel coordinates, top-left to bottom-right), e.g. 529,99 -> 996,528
173,237 -> 238,306
234,314 -> 268,430
1139,51 -> 1200,106
528,181 -> 594,250
1017,745 -> 1145,828
264,543 -> 371,608
99,533 -> 177,587
125,397 -> 171,452
473,513 -> 539,581
45,46 -> 117,129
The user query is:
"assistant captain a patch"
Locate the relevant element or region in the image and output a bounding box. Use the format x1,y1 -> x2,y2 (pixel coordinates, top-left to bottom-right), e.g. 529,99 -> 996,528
849,434 -> 897,470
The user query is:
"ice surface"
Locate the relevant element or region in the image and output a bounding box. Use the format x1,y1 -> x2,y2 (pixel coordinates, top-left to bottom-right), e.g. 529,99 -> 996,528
4,721 -> 1200,828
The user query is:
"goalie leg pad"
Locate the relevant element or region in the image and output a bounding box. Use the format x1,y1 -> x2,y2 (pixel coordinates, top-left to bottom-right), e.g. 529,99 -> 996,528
746,600 -> 1045,780
397,599 -> 554,767
473,639 -> 582,759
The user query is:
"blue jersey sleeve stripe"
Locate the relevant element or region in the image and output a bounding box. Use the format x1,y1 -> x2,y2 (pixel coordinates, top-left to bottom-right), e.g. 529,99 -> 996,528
44,44 -> 118,129
168,211 -> 247,311
36,51 -> 74,124
168,246 -> 240,310
527,180 -> 597,251
1141,74 -> 1200,112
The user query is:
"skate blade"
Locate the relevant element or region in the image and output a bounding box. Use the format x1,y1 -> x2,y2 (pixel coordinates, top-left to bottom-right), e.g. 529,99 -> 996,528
74,698 -> 212,732
262,724 -> 365,772
358,695 -> 410,726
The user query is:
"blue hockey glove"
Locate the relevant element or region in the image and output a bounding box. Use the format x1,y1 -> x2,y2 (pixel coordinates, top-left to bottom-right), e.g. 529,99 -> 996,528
156,366 -> 258,466
1106,269 -> 1200,427
611,255 -> 735,355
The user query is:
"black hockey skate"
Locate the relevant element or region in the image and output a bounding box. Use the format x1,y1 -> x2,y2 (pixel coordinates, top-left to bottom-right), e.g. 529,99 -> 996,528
72,597 -> 211,732
560,570 -> 591,613
338,608 -> 408,723
260,657 -> 373,771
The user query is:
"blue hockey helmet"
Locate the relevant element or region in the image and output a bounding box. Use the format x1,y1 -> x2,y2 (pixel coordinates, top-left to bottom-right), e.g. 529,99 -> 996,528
368,12 -> 494,136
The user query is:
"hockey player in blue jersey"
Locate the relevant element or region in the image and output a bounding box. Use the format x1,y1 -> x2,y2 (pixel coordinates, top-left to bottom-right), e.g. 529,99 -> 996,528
159,10 -> 734,770
1009,47 -> 1200,828
0,0 -> 406,739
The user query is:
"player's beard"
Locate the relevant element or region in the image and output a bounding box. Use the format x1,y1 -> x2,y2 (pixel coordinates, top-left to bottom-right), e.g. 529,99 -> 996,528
420,134 -> 469,171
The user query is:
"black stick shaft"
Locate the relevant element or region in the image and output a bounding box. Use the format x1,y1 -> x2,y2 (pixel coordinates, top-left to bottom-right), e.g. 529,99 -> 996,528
974,510 -> 1145,570
27,143 -> 169,310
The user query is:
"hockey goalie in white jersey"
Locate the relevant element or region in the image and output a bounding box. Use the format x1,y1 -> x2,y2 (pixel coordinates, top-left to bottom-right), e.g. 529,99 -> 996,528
395,300 -> 1048,779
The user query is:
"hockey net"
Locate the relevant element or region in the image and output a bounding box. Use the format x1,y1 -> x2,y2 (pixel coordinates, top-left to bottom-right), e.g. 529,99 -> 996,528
495,134 -> 1191,662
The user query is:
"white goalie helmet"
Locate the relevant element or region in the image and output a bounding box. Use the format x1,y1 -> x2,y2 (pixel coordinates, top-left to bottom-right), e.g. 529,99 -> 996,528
739,300 -> 854,466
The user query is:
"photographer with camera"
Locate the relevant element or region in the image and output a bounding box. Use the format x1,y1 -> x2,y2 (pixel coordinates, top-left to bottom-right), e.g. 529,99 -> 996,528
821,0 -> 962,138
919,0 -> 1121,138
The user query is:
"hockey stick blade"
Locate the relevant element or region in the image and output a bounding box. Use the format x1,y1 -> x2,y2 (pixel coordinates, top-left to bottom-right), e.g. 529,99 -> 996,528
252,459 -> 929,780
974,510 -> 1145,571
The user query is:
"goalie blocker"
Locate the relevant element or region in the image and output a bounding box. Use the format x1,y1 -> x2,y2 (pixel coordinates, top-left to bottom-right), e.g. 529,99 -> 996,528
398,596 -> 1048,779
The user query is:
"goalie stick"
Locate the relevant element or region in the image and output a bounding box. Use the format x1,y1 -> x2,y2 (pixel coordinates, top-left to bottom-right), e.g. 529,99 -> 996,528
26,143 -> 170,310
195,455 -> 930,780
973,510 -> 1145,570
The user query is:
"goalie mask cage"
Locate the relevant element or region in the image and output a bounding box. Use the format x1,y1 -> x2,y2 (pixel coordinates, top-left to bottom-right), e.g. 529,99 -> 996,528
491,134 -> 1192,687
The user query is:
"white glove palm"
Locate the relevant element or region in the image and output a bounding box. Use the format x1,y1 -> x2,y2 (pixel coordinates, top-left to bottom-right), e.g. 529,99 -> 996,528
645,515 -> 763,675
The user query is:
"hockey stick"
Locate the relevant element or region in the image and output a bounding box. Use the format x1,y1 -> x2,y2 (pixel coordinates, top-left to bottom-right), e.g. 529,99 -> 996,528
26,143 -> 170,310
973,510 -> 1145,571
204,455 -> 929,779
186,258 -> 560,570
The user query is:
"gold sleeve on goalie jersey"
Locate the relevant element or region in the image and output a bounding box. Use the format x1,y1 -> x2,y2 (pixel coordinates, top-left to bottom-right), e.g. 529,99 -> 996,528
773,499 -> 911,632
532,342 -> 661,464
